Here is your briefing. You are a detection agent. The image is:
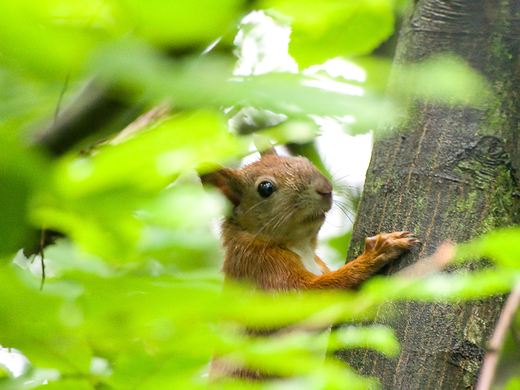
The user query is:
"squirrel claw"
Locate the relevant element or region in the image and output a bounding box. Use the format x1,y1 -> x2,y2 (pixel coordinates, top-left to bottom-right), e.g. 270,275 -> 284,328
363,231 -> 418,264
395,231 -> 420,243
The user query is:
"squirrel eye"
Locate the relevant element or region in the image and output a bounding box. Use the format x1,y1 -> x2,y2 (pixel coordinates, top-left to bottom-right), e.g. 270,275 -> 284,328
257,181 -> 275,198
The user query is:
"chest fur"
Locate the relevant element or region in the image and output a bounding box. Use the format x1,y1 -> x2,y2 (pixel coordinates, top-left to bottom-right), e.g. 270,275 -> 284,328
288,243 -> 323,275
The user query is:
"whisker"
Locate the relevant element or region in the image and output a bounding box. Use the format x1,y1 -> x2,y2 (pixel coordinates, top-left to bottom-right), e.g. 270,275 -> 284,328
333,186 -> 360,197
333,200 -> 355,216
335,208 -> 354,223
271,204 -> 298,232
253,203 -> 297,239
242,199 -> 269,217
331,201 -> 354,224
334,184 -> 360,191
324,217 -> 348,229
331,173 -> 351,183
333,190 -> 360,205
329,165 -> 345,181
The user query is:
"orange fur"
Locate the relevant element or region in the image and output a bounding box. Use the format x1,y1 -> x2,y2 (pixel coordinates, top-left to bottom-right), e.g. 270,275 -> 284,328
202,149 -> 417,380
223,227 -> 416,291
201,150 -> 417,292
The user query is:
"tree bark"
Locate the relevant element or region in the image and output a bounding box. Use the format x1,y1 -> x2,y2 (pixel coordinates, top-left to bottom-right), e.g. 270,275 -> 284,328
338,1 -> 520,389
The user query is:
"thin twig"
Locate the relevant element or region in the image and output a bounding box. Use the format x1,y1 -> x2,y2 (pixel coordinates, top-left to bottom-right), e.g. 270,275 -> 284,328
108,102 -> 171,145
54,75 -> 70,123
396,242 -> 455,278
476,282 -> 520,390
39,229 -> 46,291
36,78 -> 132,156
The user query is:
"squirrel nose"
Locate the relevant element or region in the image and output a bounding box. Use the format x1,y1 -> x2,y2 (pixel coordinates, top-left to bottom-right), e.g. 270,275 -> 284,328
314,175 -> 333,200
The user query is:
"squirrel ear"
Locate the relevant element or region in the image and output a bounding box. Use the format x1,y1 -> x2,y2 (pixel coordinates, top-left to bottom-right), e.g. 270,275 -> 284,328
253,134 -> 277,157
260,148 -> 278,158
200,168 -> 242,207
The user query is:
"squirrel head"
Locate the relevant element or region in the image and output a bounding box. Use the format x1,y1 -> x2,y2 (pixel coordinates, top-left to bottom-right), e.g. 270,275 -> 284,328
200,148 -> 333,246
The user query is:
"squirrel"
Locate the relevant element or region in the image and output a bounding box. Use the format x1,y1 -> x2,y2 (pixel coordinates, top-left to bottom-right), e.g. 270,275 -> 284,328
200,147 -> 418,292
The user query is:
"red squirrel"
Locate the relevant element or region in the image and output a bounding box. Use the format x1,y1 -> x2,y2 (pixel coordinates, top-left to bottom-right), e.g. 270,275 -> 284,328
201,148 -> 418,291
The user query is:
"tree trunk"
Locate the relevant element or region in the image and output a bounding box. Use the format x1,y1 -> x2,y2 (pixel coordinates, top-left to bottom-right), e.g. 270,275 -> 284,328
338,1 -> 520,389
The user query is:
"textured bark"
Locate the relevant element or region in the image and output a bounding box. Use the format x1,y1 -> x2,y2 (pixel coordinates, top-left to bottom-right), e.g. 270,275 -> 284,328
337,1 -> 520,389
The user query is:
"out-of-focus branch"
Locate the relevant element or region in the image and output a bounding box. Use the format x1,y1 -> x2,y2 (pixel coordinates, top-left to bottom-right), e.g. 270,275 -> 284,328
396,242 -> 455,278
26,79 -> 142,258
109,102 -> 171,145
35,79 -> 136,156
476,282 -> 520,390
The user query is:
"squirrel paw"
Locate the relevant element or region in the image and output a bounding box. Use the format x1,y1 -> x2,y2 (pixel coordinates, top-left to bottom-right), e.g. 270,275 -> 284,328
364,231 -> 419,264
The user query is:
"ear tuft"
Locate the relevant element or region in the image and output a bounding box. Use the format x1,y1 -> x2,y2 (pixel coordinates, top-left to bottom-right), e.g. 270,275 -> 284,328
260,148 -> 278,158
253,134 -> 277,158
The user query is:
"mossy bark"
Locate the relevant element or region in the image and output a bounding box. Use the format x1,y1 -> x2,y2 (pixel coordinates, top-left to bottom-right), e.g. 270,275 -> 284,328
338,1 -> 520,389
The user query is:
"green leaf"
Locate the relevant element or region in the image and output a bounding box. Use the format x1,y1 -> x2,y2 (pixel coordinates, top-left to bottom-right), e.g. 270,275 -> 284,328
506,377 -> 520,390
0,126 -> 49,258
107,353 -> 205,390
0,1 -> 115,78
260,0 -> 395,68
38,239 -> 114,277
0,367 -> 8,380
349,56 -> 393,94
456,227 -> 520,269
33,110 -> 244,262
41,378 -> 95,390
0,266 -> 92,375
364,268 -> 516,301
118,0 -> 246,47
95,42 -> 397,129
0,368 -> 61,390
326,231 -> 352,260
389,55 -> 491,105
330,325 -> 400,356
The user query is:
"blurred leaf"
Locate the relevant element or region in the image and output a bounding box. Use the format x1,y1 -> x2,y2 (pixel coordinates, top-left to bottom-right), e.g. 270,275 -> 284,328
39,239 -> 114,277
32,110 -> 243,262
0,266 -> 92,375
260,0 -> 395,68
213,328 -> 375,387
0,0 -> 245,79
329,325 -> 399,356
350,56 -> 393,94
0,1 -> 116,78
494,328 -> 520,390
364,268 -> 516,302
94,41 -> 398,129
506,377 -> 520,390
261,120 -> 318,145
0,173 -> 32,258
0,68 -> 68,124
54,110 -> 241,196
456,227 -> 520,269
0,368 -> 61,390
136,225 -> 222,270
118,0 -> 245,47
41,378 -> 95,390
0,2 -> 517,389
107,353 -> 208,390
0,126 -> 49,258
390,55 -> 492,105
326,231 -> 352,259
142,187 -> 221,229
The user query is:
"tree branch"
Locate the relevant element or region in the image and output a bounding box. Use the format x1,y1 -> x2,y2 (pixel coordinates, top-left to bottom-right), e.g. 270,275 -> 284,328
476,282 -> 520,390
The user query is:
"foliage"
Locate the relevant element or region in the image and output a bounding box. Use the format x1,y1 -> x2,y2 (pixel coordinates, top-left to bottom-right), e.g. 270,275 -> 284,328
0,0 -> 519,389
